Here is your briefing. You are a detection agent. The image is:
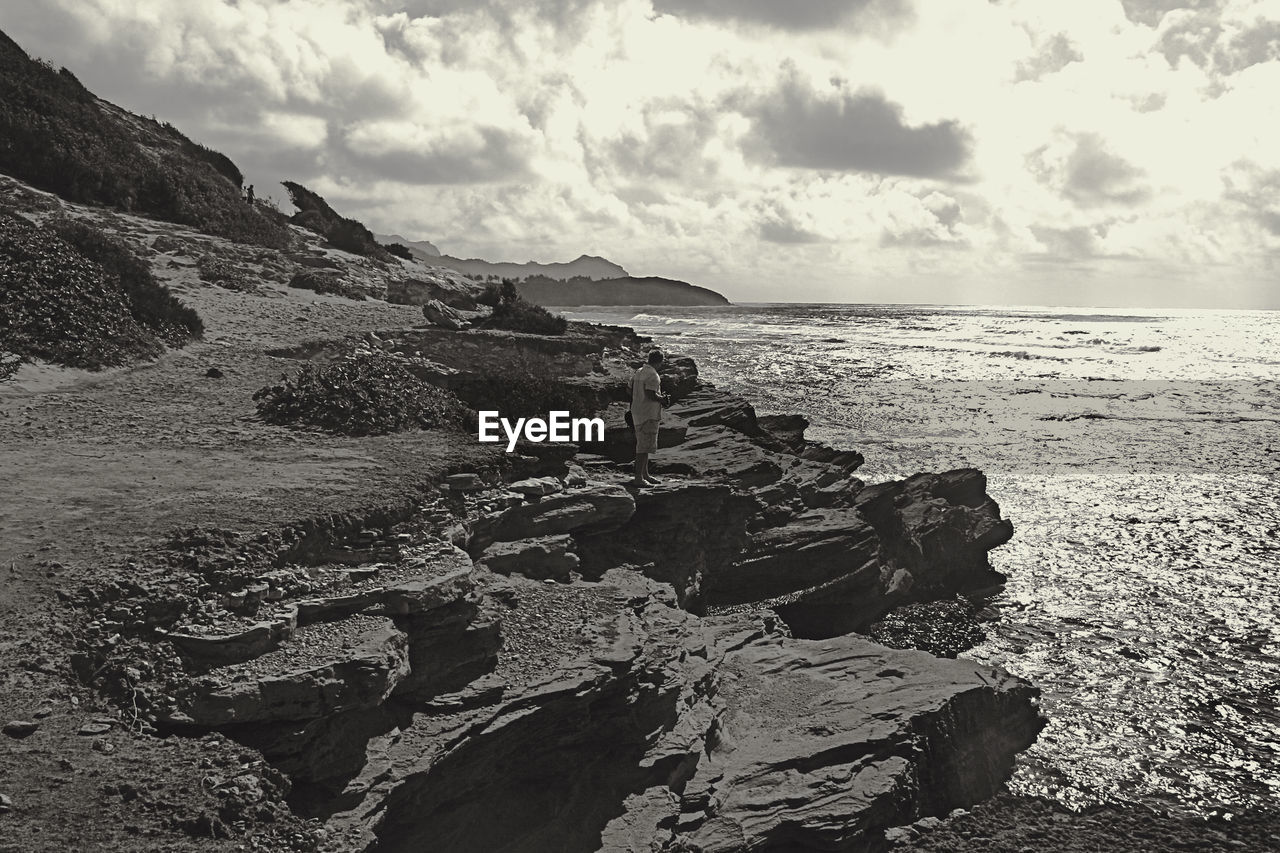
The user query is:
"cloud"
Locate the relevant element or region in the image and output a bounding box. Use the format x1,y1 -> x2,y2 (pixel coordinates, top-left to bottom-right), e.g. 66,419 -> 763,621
1014,32 -> 1083,82
1026,223 -> 1110,259
650,0 -> 910,31
1028,133 -> 1151,207
1118,0 -> 1223,28
760,218 -> 826,244
1223,161 -> 1280,236
746,76 -> 973,178
341,121 -> 535,184
879,190 -> 967,247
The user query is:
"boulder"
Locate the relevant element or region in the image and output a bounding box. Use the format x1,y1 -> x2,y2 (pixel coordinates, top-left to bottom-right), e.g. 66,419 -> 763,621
478,535 -> 579,582
422,299 -> 468,330
445,473 -> 485,491
507,476 -> 564,497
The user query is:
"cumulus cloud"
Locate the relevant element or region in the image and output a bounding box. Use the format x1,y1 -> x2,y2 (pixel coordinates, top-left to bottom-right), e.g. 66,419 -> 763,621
746,76 -> 973,178
1028,133 -> 1151,207
1014,32 -> 1083,81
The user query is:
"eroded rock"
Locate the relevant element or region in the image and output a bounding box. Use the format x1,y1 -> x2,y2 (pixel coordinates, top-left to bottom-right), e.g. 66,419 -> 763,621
478,535 -> 580,582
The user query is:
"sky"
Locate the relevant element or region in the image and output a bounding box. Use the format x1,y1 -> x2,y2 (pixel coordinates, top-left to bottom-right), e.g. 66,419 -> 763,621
2,0 -> 1278,307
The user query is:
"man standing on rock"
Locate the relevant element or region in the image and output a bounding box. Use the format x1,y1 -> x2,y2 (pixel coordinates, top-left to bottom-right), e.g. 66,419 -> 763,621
630,349 -> 670,488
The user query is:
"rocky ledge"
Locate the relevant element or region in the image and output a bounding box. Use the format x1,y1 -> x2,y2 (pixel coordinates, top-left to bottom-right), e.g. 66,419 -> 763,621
66,323 -> 1041,852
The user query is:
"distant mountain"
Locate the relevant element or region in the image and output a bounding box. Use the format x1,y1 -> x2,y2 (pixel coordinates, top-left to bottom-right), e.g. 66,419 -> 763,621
432,254 -> 628,282
0,29 -> 289,249
519,275 -> 729,307
374,233 -> 441,259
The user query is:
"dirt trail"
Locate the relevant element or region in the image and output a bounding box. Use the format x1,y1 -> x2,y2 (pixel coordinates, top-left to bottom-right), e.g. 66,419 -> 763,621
0,203 -> 495,851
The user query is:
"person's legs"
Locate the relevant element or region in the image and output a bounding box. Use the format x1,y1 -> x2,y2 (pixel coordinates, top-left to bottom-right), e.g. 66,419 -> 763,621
633,452 -> 648,485
633,419 -> 659,485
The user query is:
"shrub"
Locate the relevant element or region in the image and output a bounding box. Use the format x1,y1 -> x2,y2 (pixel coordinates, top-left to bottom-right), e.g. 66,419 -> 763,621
383,242 -> 413,260
196,254 -> 257,293
476,277 -> 568,335
1,350 -> 22,381
288,270 -> 367,301
485,297 -> 568,335
49,218 -> 203,345
476,282 -> 503,307
0,212 -> 163,369
253,353 -> 471,436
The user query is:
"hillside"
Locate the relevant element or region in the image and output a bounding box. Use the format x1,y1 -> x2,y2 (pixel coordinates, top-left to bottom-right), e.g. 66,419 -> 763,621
0,29 -> 289,248
519,273 -> 730,306
433,252 -> 628,281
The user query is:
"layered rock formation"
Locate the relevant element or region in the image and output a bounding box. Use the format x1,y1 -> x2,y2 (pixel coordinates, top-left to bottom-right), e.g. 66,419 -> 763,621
69,324 -> 1039,852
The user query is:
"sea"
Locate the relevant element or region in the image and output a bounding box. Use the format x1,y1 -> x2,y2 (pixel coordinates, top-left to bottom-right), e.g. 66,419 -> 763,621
562,303 -> 1280,819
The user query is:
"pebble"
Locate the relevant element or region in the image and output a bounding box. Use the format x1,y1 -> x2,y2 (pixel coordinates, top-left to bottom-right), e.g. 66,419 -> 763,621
2,720 -> 38,739
0,792 -> 12,811
77,720 -> 113,736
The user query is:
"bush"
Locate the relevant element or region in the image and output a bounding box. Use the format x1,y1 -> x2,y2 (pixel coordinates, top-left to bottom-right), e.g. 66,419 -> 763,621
253,353 -> 471,436
0,212 -> 163,369
196,254 -> 256,293
476,282 -> 503,307
383,242 -> 413,260
1,350 -> 22,381
288,270 -> 367,301
49,218 -> 203,345
485,297 -> 568,335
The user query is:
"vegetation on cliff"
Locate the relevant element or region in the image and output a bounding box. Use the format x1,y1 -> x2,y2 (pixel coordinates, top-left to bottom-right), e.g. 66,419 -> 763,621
280,181 -> 390,261
49,218 -> 203,346
0,211 -> 201,373
253,352 -> 470,436
0,30 -> 291,249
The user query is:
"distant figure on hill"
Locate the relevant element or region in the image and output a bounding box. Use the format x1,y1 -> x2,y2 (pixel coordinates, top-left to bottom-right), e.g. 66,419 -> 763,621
629,349 -> 670,488
245,184 -> 255,205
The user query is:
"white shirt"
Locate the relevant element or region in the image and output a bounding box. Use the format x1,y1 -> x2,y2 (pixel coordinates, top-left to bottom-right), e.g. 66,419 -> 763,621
630,364 -> 663,424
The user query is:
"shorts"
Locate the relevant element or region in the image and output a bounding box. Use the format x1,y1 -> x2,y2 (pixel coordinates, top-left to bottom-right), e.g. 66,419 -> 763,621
635,419 -> 660,454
